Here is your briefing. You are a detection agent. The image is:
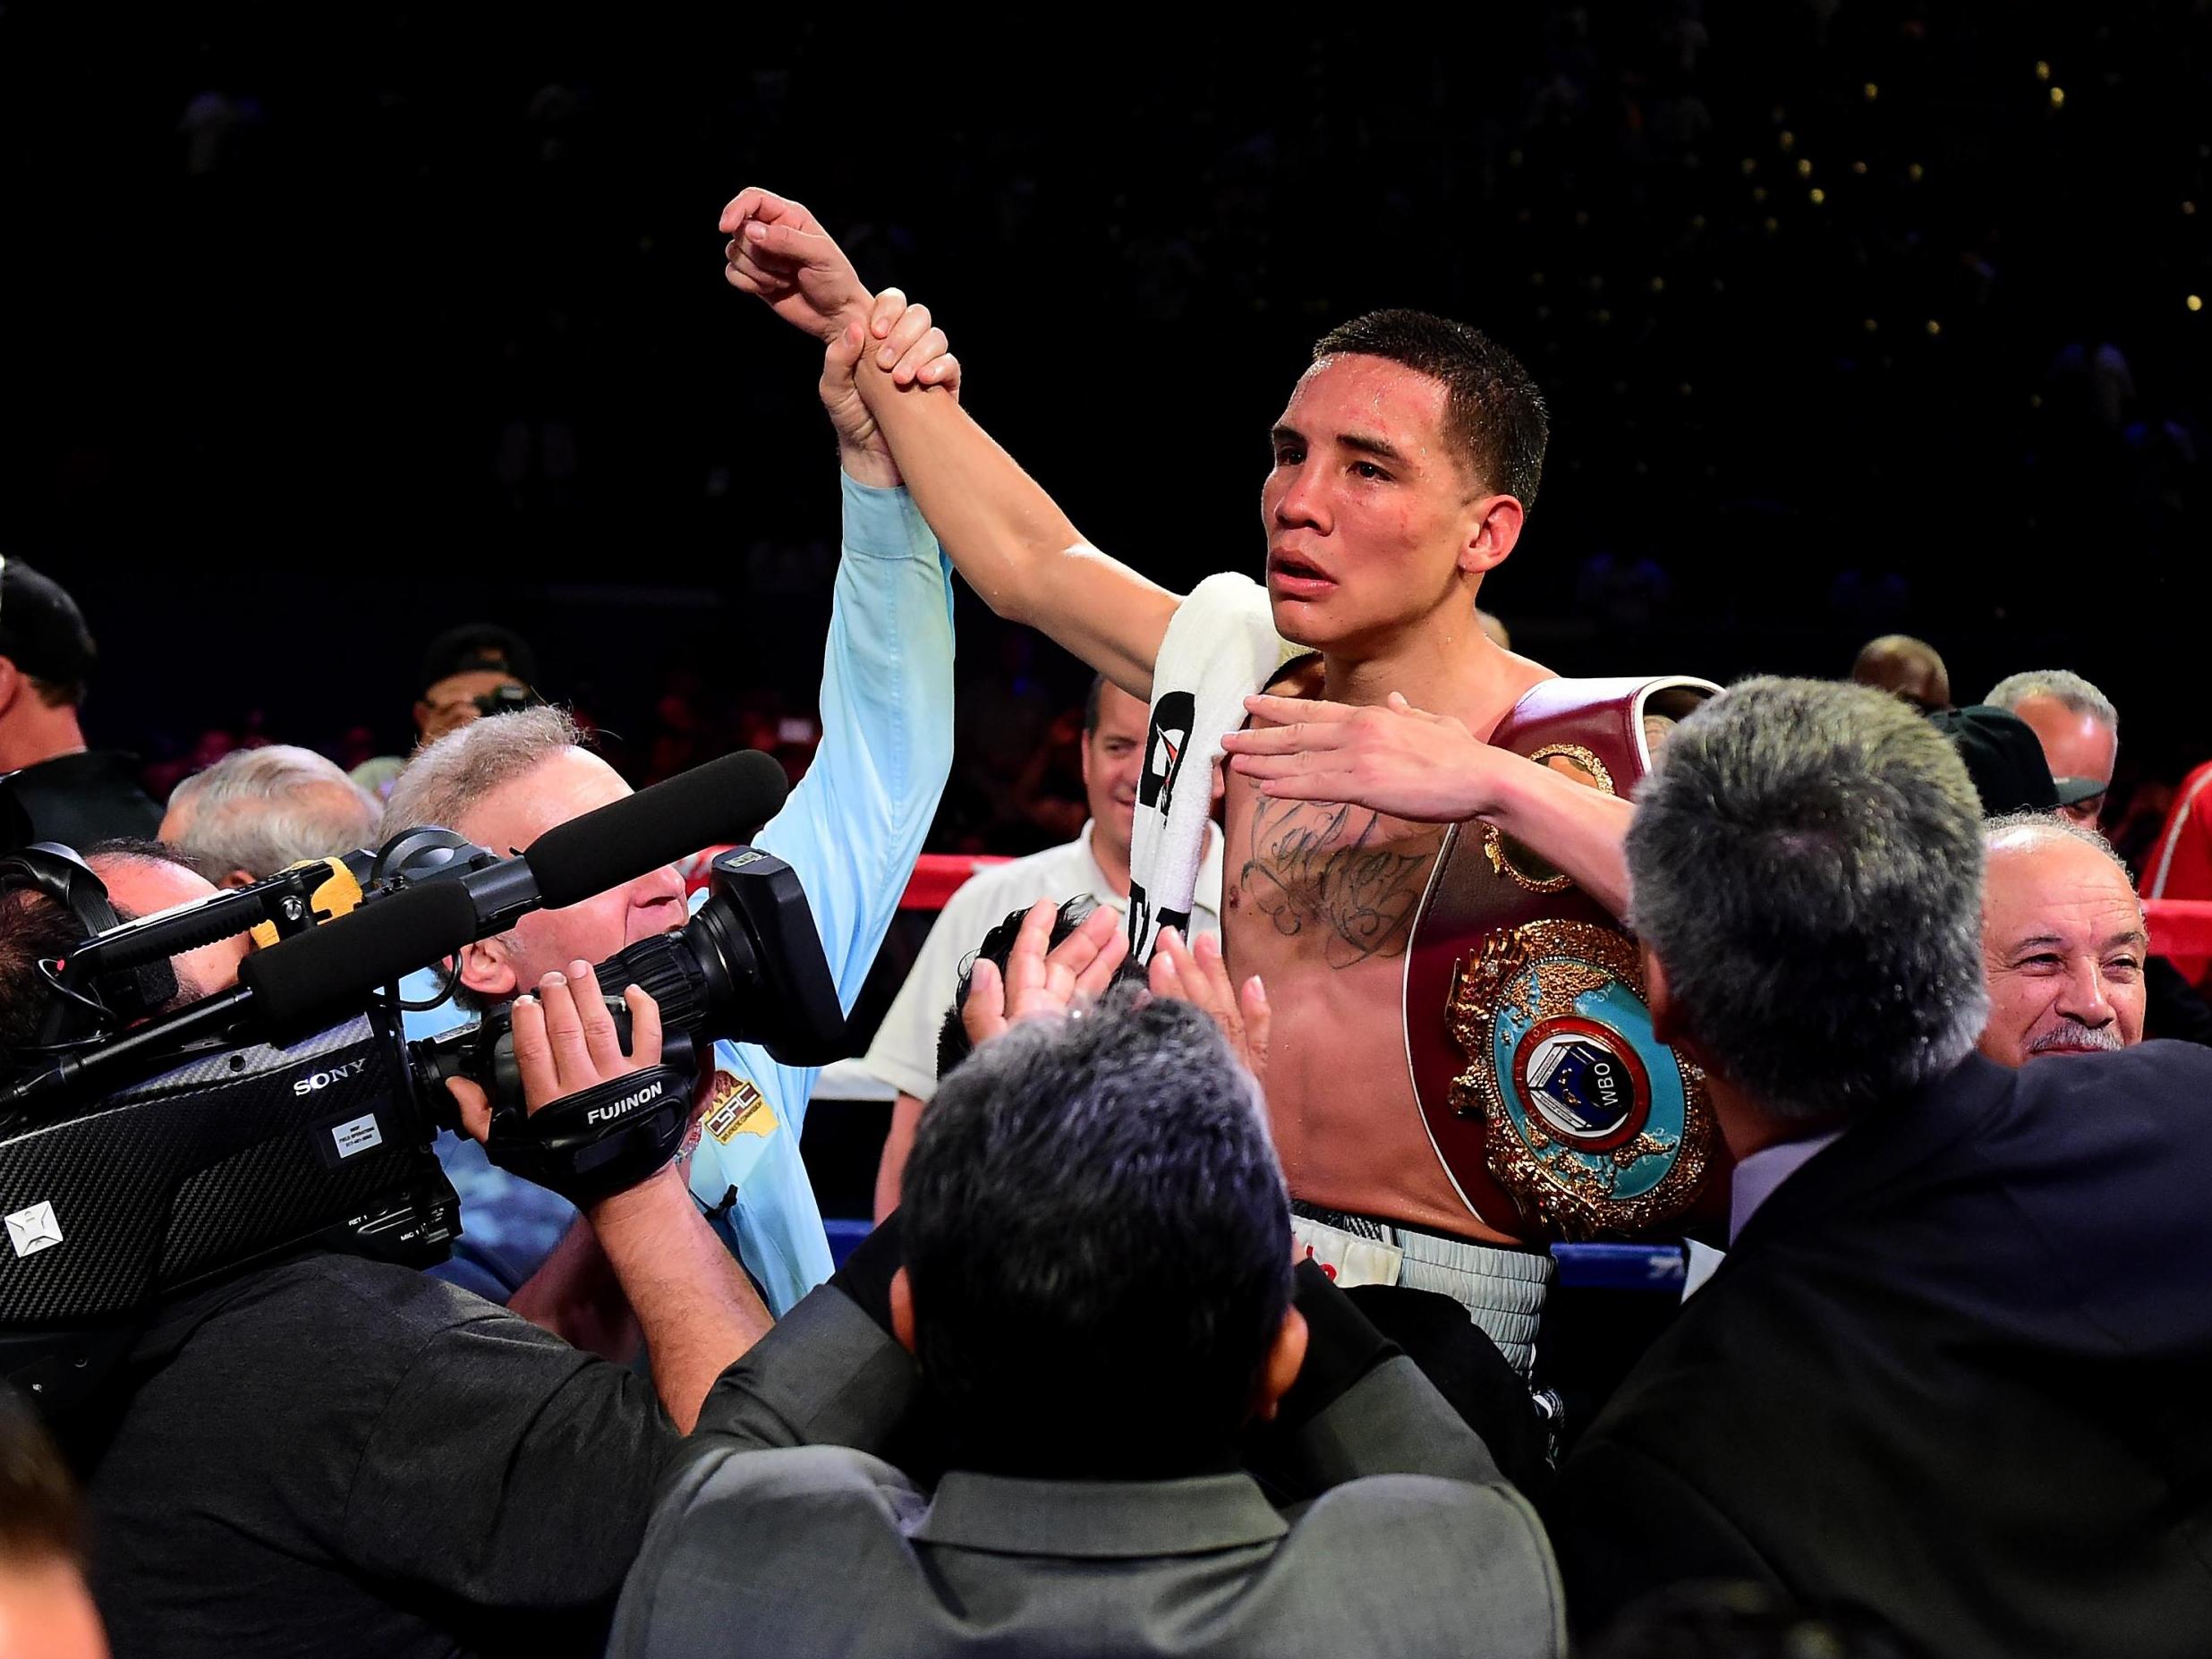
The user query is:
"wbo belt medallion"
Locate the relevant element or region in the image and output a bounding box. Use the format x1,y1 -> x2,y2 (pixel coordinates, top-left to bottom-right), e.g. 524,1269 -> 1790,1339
1447,921 -> 1712,1239
1401,674 -> 1727,1241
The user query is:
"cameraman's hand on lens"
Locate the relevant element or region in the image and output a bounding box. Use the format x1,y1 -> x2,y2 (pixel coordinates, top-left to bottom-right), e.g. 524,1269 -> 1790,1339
719,186 -> 870,343
823,288 -> 959,489
446,960 -> 664,1151
1148,926 -> 1271,1085
961,899 -> 1128,1051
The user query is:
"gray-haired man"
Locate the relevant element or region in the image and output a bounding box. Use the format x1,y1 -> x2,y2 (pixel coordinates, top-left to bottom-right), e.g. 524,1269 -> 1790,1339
1544,677 -> 2212,1655
1977,811 -> 2148,1066
385,293 -> 963,1321
159,744 -> 380,885
1985,668 -> 2119,827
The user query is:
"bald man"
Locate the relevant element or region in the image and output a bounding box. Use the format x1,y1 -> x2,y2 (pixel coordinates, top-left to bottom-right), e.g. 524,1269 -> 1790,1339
46,838 -> 251,1006
1850,634 -> 1951,711
0,840 -> 249,1072
1978,813 -> 2147,1066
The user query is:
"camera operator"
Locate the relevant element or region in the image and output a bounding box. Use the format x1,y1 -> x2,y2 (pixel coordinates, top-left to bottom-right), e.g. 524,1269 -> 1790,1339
0,866 -> 771,1659
0,841 -> 248,1036
387,290 -> 962,1323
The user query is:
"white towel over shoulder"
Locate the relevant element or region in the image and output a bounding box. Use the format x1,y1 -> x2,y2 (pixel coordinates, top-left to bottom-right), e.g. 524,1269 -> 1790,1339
1125,571 -> 1302,961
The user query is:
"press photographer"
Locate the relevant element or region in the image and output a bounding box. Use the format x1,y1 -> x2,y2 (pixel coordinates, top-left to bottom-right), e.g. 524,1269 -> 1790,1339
0,815 -> 802,1659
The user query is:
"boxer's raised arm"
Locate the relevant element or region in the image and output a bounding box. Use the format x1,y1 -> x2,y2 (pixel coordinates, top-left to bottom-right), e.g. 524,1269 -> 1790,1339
723,187 -> 1178,700
850,360 -> 1178,702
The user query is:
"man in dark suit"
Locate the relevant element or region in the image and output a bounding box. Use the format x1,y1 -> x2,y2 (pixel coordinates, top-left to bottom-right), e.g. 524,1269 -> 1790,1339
1544,677 -> 2212,1657
612,923 -> 1565,1659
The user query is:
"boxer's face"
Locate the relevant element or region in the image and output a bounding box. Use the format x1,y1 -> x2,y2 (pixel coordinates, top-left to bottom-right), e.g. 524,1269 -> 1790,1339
1261,354 -> 1517,654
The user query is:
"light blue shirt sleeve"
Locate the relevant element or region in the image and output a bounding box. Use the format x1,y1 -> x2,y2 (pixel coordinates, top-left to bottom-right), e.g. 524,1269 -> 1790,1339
686,471 -> 956,1314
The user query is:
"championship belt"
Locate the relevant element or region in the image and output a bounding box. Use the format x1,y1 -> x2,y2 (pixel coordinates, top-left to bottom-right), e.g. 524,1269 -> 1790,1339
1402,676 -> 1727,1241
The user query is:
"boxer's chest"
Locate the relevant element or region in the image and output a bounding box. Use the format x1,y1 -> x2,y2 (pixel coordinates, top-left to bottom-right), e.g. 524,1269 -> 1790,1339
1221,778 -> 1446,975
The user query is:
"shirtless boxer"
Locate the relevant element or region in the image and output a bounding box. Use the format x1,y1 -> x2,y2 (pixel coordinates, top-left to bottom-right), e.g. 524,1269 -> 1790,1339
723,189 -> 1686,1367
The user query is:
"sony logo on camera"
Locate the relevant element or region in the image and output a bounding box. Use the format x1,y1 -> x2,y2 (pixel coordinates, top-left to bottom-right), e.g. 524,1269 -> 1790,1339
587,1078 -> 665,1127
292,1059 -> 371,1097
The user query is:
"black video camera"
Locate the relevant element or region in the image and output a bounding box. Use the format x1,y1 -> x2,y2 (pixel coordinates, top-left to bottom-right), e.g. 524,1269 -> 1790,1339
410,846 -> 844,1200
0,753 -> 844,1413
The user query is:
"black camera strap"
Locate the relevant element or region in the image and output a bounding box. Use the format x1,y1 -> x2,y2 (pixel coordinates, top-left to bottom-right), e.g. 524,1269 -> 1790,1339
483,1057 -> 693,1205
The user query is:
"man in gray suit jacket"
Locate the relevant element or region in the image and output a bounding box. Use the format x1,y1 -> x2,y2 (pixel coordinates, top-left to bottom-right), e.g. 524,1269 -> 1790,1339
610,929 -> 1563,1659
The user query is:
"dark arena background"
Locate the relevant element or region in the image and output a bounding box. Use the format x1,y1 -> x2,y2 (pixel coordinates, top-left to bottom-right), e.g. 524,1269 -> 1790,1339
8,10 -> 2212,1653
2,4 -> 2203,839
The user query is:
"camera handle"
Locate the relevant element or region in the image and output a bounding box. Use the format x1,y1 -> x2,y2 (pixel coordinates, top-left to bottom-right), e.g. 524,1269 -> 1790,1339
473,1001 -> 701,1204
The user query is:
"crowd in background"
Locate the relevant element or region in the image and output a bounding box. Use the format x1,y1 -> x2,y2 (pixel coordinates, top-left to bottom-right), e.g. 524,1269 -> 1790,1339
4,3 -> 2208,811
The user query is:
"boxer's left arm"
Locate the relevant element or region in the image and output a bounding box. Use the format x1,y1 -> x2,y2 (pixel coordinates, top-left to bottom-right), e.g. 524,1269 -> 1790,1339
723,185 -> 1182,703
1221,693 -> 1633,917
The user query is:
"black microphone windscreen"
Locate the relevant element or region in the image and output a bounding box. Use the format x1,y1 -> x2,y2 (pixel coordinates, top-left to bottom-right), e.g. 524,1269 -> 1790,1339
523,751 -> 789,909
240,881 -> 480,1029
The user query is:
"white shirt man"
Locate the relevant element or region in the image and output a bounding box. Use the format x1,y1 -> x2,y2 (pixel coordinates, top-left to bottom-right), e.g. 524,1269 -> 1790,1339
864,679 -> 1222,1213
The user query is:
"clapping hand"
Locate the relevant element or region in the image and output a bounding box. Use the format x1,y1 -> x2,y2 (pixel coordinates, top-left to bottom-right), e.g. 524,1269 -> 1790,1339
960,899 -> 1129,1049
957,901 -> 1273,1089
1149,926 -> 1270,1084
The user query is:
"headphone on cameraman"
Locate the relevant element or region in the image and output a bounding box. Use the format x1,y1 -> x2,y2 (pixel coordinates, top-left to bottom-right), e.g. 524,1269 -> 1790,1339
0,844 -> 180,1056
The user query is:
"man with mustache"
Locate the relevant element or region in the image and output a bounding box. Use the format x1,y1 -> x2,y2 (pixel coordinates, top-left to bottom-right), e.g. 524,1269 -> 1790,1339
1976,812 -> 2147,1066
1676,809 -> 2154,1302
1541,683 -> 2212,1655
